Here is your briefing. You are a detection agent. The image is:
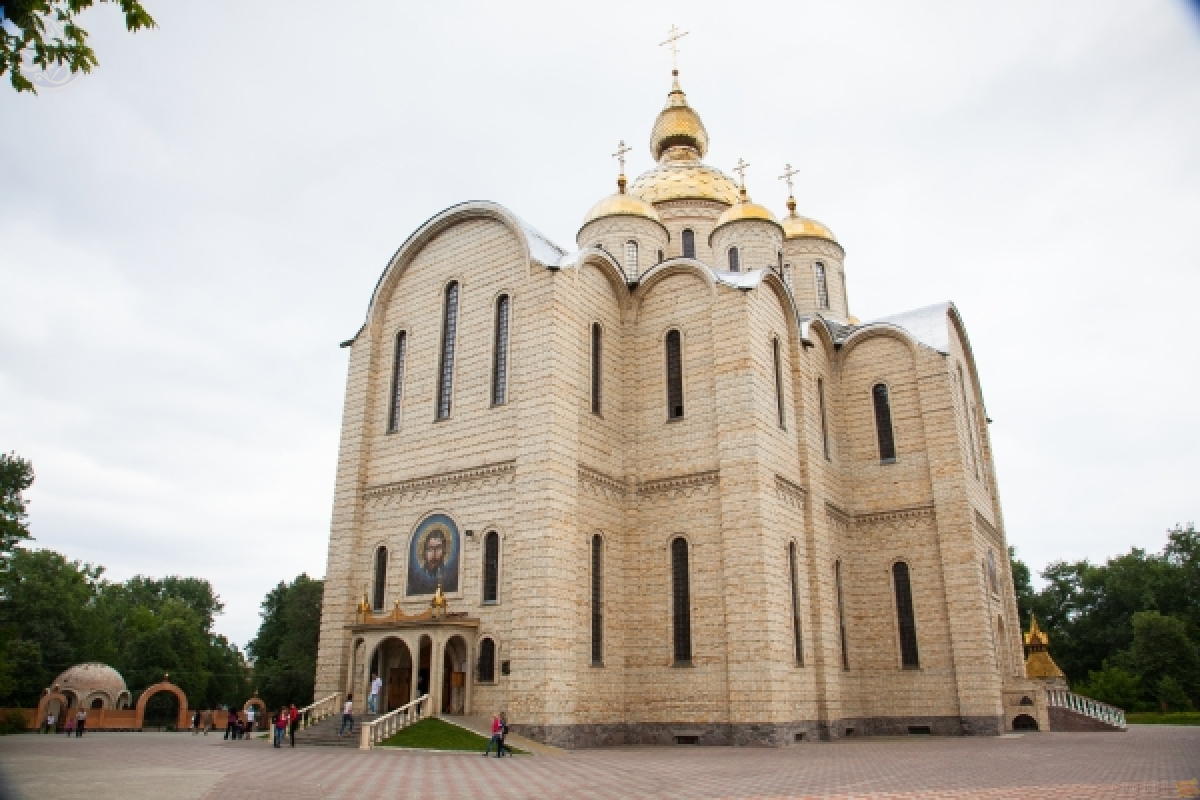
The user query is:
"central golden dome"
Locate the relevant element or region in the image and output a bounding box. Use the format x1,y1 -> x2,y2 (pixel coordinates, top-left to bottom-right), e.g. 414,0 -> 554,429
650,73 -> 709,160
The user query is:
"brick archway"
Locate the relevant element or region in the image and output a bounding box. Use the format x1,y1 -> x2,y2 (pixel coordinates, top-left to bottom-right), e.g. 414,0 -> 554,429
35,691 -> 70,729
134,681 -> 189,730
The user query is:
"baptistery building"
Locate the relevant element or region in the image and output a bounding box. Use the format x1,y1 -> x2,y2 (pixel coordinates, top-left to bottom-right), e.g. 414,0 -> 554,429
313,68 -> 1037,746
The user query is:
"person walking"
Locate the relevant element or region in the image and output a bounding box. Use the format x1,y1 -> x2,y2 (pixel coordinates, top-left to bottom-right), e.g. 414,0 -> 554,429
75,709 -> 86,738
64,714 -> 75,737
201,709 -> 212,735
368,673 -> 382,714
288,703 -> 299,748
44,712 -> 55,734
224,709 -> 236,740
483,713 -> 503,757
234,711 -> 244,740
337,695 -> 355,738
245,706 -> 256,739
273,708 -> 287,748
498,712 -> 509,757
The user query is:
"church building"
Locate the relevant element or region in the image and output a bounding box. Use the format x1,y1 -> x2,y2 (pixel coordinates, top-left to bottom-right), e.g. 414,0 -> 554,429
313,65 -> 1039,746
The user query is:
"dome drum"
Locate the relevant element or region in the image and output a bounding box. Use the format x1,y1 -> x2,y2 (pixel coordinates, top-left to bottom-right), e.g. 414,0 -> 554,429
578,215 -> 669,281
709,218 -> 784,274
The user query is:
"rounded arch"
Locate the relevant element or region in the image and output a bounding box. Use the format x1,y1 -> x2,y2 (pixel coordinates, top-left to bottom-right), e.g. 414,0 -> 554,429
632,258 -> 716,317
481,529 -> 501,604
577,249 -> 632,311
476,635 -> 498,683
760,271 -> 804,344
134,681 -> 189,730
358,201 -> 560,345
839,324 -> 920,361
798,316 -> 839,362
404,509 -> 465,597
36,691 -> 70,728
1012,714 -> 1039,731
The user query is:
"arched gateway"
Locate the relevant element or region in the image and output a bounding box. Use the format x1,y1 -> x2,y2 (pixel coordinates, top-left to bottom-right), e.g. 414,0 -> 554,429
134,679 -> 190,730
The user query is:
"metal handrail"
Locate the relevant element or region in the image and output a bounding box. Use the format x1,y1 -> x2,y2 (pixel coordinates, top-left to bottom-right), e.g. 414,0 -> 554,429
297,693 -> 339,731
360,694 -> 428,750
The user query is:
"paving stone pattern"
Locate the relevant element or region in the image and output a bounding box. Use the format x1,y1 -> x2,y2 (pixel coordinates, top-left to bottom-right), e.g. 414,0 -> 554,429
1,727 -> 1196,799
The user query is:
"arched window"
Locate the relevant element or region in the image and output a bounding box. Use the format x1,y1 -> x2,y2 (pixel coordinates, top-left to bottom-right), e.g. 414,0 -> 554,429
387,331 -> 407,433
987,550 -> 999,595
872,383 -> 896,463
957,366 -> 978,478
681,228 -> 696,259
777,250 -> 784,271
624,240 -> 638,275
815,262 -> 829,309
893,561 -> 920,668
788,542 -> 804,665
477,638 -> 496,683
491,295 -> 510,406
772,337 -> 786,429
835,560 -> 849,670
436,281 -> 460,419
671,537 -> 692,664
818,377 -> 831,460
372,546 -> 388,611
728,246 -> 740,272
840,271 -> 849,311
591,534 -> 604,665
657,248 -> 664,263
591,323 -> 602,415
665,329 -> 684,419
482,531 -> 500,604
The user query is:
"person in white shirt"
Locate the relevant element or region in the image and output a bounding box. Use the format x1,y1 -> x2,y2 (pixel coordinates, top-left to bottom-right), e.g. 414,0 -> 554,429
368,673 -> 382,714
338,695 -> 355,737
245,707 -> 256,738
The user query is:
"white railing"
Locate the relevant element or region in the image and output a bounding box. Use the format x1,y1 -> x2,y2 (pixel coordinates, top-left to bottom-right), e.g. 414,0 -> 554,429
1046,689 -> 1127,729
360,694 -> 428,750
297,693 -> 339,731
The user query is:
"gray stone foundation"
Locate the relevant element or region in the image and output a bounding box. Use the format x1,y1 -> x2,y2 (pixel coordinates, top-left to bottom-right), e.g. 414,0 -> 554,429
513,715 -> 1004,749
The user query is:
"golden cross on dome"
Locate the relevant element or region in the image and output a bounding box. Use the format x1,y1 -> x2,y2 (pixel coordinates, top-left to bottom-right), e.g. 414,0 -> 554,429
612,140 -> 632,174
733,158 -> 750,189
778,163 -> 800,196
660,25 -> 689,72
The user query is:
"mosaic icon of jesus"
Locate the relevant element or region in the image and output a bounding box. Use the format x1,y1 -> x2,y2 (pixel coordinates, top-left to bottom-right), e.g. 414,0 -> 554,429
406,514 -> 460,595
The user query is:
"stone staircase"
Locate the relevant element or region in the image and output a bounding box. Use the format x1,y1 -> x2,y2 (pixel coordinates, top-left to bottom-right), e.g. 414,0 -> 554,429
1046,689 -> 1127,732
293,712 -> 382,747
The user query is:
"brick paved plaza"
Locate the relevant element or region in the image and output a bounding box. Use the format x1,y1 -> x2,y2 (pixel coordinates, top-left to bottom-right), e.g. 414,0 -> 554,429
1,727 -> 1197,799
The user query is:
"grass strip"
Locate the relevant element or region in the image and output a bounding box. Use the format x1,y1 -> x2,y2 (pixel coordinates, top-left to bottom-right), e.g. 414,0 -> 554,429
1126,711 -> 1200,726
379,717 -> 525,753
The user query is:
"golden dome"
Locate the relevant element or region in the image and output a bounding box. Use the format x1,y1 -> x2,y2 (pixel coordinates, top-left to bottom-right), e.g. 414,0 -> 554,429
650,72 -> 709,161
782,196 -> 837,242
714,190 -> 779,228
628,150 -> 740,206
581,181 -> 662,228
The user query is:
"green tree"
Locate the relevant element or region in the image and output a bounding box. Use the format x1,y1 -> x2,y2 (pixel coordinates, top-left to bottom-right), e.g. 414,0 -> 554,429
247,574 -> 324,709
1114,611 -> 1199,705
1073,665 -> 1140,711
0,0 -> 155,93
0,452 -> 35,567
1009,546 -> 1035,628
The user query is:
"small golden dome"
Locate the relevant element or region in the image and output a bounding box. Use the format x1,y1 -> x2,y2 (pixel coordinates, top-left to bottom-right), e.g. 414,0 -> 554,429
714,190 -> 779,228
581,181 -> 662,228
782,196 -> 837,242
649,72 -> 709,161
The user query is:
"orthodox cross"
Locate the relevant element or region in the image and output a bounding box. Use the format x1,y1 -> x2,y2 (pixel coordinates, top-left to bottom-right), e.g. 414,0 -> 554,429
778,163 -> 800,196
733,158 -> 750,189
613,140 -> 632,174
660,25 -> 689,72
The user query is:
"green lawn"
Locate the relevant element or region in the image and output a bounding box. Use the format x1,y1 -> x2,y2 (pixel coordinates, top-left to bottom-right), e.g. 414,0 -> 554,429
379,717 -> 525,753
1126,711 -> 1200,726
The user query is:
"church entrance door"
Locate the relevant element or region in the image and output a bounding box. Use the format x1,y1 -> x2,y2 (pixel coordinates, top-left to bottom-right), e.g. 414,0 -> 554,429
388,666 -> 411,710
441,636 -> 468,715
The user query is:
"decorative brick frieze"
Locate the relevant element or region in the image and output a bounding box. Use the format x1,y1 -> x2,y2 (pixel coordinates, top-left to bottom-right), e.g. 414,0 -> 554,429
362,460 -> 516,507
774,474 -> 807,509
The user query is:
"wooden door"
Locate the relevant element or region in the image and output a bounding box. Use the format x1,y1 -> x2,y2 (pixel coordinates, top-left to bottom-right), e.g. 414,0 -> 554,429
388,667 -> 411,710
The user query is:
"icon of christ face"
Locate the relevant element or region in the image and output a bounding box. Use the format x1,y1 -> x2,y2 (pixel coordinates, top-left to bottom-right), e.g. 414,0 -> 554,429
422,530 -> 447,575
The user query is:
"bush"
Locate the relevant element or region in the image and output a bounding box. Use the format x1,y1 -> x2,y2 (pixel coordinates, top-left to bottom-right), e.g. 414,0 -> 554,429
0,709 -> 29,735
1074,666 -> 1140,711
1154,676 -> 1193,712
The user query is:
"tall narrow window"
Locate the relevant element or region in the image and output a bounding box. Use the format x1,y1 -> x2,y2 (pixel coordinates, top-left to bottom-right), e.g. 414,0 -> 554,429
893,561 -> 920,668
657,248 -> 664,263
665,329 -> 684,419
387,331 -> 408,433
624,240 -> 638,275
436,281 -> 460,419
872,383 -> 896,463
818,377 -> 831,460
482,531 -> 499,603
957,366 -> 978,478
478,638 -> 496,682
590,323 -> 602,415
591,534 -> 604,665
671,537 -> 692,663
777,250 -> 784,271
491,295 -> 510,406
835,560 -> 849,670
772,337 -> 786,429
728,246 -> 740,272
682,228 -> 696,259
986,550 -> 999,595
840,271 -> 849,312
373,547 -> 388,611
788,542 -> 804,665
815,262 -> 829,309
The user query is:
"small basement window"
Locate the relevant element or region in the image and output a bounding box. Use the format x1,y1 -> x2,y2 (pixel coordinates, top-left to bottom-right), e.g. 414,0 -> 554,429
675,735 -> 699,745
908,726 -> 932,735
794,732 -> 805,742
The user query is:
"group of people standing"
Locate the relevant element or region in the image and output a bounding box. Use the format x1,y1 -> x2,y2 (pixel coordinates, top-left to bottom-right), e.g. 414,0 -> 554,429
221,704 -> 301,747
41,709 -> 88,737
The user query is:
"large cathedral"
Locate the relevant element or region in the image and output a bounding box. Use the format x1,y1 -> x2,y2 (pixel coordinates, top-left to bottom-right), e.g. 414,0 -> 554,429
313,65 -> 1042,746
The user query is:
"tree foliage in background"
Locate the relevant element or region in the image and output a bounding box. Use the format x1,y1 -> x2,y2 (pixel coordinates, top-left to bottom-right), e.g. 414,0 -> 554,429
246,574 -> 324,710
1012,525 -> 1200,711
0,452 -> 34,567
0,0 -> 154,93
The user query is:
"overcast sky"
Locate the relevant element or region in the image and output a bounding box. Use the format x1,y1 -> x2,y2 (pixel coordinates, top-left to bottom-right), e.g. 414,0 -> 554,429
2,1 -> 1198,648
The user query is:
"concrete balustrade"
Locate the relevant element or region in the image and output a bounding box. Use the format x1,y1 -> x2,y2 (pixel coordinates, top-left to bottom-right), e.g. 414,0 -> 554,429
359,694 -> 428,750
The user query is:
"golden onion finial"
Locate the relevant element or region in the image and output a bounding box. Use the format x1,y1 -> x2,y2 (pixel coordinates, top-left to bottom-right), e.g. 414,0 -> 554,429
779,163 -> 801,216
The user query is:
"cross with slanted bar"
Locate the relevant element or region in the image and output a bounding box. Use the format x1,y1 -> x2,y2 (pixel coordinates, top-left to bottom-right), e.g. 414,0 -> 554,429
612,140 -> 632,174
733,158 -> 750,189
660,25 -> 689,72
778,163 -> 800,196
